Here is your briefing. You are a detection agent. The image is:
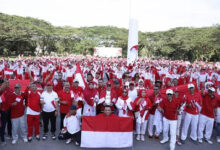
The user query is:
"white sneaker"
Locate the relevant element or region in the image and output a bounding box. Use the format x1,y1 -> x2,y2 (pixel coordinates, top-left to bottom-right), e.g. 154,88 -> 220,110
23,138 -> 28,143
136,135 -> 140,141
160,138 -> 169,144
141,135 -> 145,141
198,139 -> 203,143
12,140 -> 17,144
66,138 -> 72,144
217,137 -> 220,143
205,139 -> 213,144
75,141 -> 79,146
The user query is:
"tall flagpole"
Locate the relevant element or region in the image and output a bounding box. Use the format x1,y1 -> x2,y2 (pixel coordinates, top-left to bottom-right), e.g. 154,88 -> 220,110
127,0 -> 138,66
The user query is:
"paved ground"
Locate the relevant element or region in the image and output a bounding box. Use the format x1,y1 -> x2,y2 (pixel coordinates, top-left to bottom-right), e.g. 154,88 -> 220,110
2,128 -> 219,150
1,114 -> 219,150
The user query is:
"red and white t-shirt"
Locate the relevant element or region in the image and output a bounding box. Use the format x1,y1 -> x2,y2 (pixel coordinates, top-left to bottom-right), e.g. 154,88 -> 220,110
58,90 -> 72,114
184,92 -> 202,115
10,93 -> 25,119
26,90 -> 41,115
200,93 -> 218,118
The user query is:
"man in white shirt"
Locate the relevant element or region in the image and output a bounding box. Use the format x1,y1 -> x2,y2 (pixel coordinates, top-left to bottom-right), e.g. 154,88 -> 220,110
40,81 -> 59,140
62,105 -> 81,145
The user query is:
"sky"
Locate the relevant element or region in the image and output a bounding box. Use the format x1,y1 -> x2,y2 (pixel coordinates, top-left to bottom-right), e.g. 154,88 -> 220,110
0,0 -> 220,32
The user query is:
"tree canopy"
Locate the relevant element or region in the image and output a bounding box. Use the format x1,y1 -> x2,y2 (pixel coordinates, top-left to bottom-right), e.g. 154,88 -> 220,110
0,12 -> 219,61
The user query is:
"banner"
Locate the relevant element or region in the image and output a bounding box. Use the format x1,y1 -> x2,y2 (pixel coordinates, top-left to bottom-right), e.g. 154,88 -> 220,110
127,18 -> 138,65
81,116 -> 133,148
9,79 -> 30,92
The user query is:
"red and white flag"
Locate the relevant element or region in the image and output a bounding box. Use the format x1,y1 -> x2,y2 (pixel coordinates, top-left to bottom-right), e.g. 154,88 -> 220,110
81,116 -> 133,148
9,79 -> 30,92
74,63 -> 86,89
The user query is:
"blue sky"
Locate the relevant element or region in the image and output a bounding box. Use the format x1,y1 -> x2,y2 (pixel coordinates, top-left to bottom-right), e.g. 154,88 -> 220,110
0,0 -> 219,32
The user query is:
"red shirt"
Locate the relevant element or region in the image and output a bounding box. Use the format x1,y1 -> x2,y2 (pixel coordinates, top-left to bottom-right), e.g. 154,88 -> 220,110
26,90 -> 41,112
98,90 -> 117,111
159,97 -> 181,120
1,87 -> 13,111
184,92 -> 202,115
53,80 -> 63,93
149,93 -> 163,115
133,97 -> 152,120
10,93 -> 25,119
200,93 -> 218,118
97,86 -> 106,95
113,87 -> 123,99
71,86 -> 83,97
58,90 -> 72,114
70,86 -> 84,109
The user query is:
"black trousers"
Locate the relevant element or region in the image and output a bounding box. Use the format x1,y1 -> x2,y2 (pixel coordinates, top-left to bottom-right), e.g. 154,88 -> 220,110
0,110 -> 12,142
42,111 -> 56,134
64,131 -> 81,144
60,113 -> 66,130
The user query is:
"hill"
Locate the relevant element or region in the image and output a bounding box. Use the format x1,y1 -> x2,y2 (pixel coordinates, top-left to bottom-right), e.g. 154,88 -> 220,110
0,12 -> 219,61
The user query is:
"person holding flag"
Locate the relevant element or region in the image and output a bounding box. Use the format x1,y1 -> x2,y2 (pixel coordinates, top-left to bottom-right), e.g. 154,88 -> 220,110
115,89 -> 133,117
82,82 -> 99,116
133,89 -> 152,141
181,84 -> 202,144
25,82 -> 42,142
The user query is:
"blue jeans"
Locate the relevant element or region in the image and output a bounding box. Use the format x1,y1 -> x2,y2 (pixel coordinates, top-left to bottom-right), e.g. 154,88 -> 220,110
217,122 -> 220,137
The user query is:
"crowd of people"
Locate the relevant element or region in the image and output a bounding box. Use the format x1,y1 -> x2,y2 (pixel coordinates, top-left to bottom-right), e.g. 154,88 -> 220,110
0,56 -> 220,150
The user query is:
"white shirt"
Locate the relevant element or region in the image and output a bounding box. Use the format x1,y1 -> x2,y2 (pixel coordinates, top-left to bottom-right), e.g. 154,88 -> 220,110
63,113 -> 81,134
41,91 -> 59,112
116,97 -> 133,117
128,89 -> 138,102
198,72 -> 207,82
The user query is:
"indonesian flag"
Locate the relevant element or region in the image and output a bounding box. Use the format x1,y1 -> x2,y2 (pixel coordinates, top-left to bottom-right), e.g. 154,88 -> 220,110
81,116 -> 133,148
127,18 -> 138,65
74,63 -> 86,89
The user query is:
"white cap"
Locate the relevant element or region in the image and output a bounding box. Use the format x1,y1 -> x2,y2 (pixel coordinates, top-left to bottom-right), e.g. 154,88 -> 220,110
208,87 -> 215,92
166,89 -> 174,95
187,83 -> 195,89
139,79 -> 144,82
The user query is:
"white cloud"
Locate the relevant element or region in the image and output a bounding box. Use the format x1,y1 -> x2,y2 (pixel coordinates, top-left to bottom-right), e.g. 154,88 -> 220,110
0,0 -> 219,32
